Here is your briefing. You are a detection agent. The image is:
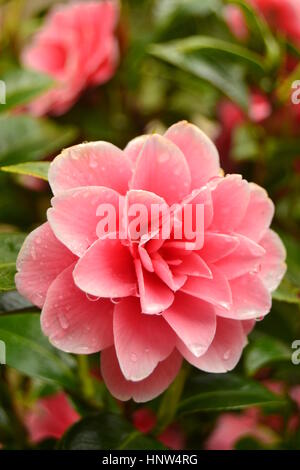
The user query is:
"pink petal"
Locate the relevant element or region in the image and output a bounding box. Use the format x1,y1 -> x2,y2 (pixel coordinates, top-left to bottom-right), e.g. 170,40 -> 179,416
124,135 -> 148,165
199,232 -> 239,263
49,142 -> 132,196
173,253 -> 212,278
113,297 -> 176,381
101,347 -> 182,402
73,238 -> 137,298
15,222 -> 76,308
181,265 -> 232,310
259,229 -> 286,291
164,121 -> 220,189
135,259 -> 174,314
151,253 -> 187,291
237,183 -> 274,242
178,317 -> 246,373
217,273 -> 272,320
209,175 -> 250,232
215,234 -> 265,279
163,292 -> 216,356
125,189 -> 169,242
130,134 -> 191,205
41,264 -> 113,353
48,186 -> 122,256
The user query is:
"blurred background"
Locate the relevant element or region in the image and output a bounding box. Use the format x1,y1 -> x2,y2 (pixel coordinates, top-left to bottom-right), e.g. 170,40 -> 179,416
0,0 -> 300,450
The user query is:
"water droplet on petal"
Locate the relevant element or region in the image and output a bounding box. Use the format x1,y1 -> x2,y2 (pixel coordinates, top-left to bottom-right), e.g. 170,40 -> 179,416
58,312 -> 69,330
223,349 -> 231,360
86,293 -> 100,302
131,353 -> 137,362
111,297 -> 121,304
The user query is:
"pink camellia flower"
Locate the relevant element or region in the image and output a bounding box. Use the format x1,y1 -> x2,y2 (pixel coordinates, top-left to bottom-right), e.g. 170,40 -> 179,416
16,121 -> 286,402
22,1 -> 119,116
204,411 -> 278,450
25,392 -> 80,442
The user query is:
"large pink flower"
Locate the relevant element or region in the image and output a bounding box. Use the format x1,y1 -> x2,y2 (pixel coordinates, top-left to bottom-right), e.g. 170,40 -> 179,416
16,121 -> 286,403
22,1 -> 119,116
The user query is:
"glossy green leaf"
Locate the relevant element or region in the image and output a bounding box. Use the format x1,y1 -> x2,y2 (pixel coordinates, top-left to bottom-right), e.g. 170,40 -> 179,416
0,313 -> 77,389
0,232 -> 26,292
178,374 -> 287,415
149,36 -> 265,108
244,334 -> 291,376
0,115 -> 77,165
58,413 -> 165,450
1,161 -> 50,181
0,69 -> 53,113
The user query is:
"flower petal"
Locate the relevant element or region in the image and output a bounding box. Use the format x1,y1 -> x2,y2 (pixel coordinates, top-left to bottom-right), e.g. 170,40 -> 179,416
114,297 -> 176,381
15,222 -> 76,308
215,234 -> 265,280
124,135 -> 148,165
259,229 -> 286,292
130,134 -> 191,205
73,238 -> 137,298
49,142 -> 132,196
163,292 -> 216,357
41,264 -> 114,353
101,347 -> 182,402
164,121 -> 220,189
181,265 -> 232,310
209,175 -> 250,232
237,183 -> 274,242
178,317 -> 246,373
199,232 -> 239,263
217,273 -> 272,320
48,186 -> 122,256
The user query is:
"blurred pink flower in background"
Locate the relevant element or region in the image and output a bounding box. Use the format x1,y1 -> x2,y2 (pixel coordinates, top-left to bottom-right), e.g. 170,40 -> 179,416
16,121 -> 286,402
133,408 -> 185,449
25,392 -> 79,442
216,91 -> 271,170
22,1 -> 119,116
205,380 -> 300,450
225,0 -> 300,46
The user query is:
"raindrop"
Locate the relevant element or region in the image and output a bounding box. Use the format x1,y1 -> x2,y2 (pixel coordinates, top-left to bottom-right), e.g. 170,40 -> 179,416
111,297 -> 121,304
131,353 -> 137,362
58,312 -> 69,330
223,350 -> 231,360
86,293 -> 100,302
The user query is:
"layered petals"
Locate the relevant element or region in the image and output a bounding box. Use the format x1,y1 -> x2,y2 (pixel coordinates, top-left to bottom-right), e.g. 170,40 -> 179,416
130,134 -> 191,205
15,222 -> 76,308
113,297 -> 176,381
41,264 -> 114,353
164,121 -> 220,189
48,186 -> 122,256
49,142 -> 132,196
73,238 -> 137,298
178,317 -> 247,373
101,347 -> 182,402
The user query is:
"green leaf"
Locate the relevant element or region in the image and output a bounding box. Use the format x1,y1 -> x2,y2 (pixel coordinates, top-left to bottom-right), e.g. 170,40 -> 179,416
178,374 -> 287,415
0,69 -> 53,113
231,124 -> 261,161
226,0 -> 280,70
155,0 -> 221,22
244,334 -> 291,376
1,161 -> 50,181
272,277 -> 300,305
149,36 -> 265,108
0,291 -> 32,313
0,313 -> 77,389
58,413 -> 165,450
0,115 -> 77,165
0,232 -> 26,292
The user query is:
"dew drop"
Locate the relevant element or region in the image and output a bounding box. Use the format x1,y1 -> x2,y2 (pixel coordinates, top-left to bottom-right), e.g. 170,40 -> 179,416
223,349 -> 231,360
89,159 -> 98,169
131,353 -> 137,362
86,293 -> 100,302
58,312 -> 69,330
111,297 -> 121,304
158,153 -> 169,163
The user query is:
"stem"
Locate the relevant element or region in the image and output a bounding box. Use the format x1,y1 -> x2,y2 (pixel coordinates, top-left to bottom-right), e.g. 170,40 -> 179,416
77,355 -> 94,401
156,363 -> 190,434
